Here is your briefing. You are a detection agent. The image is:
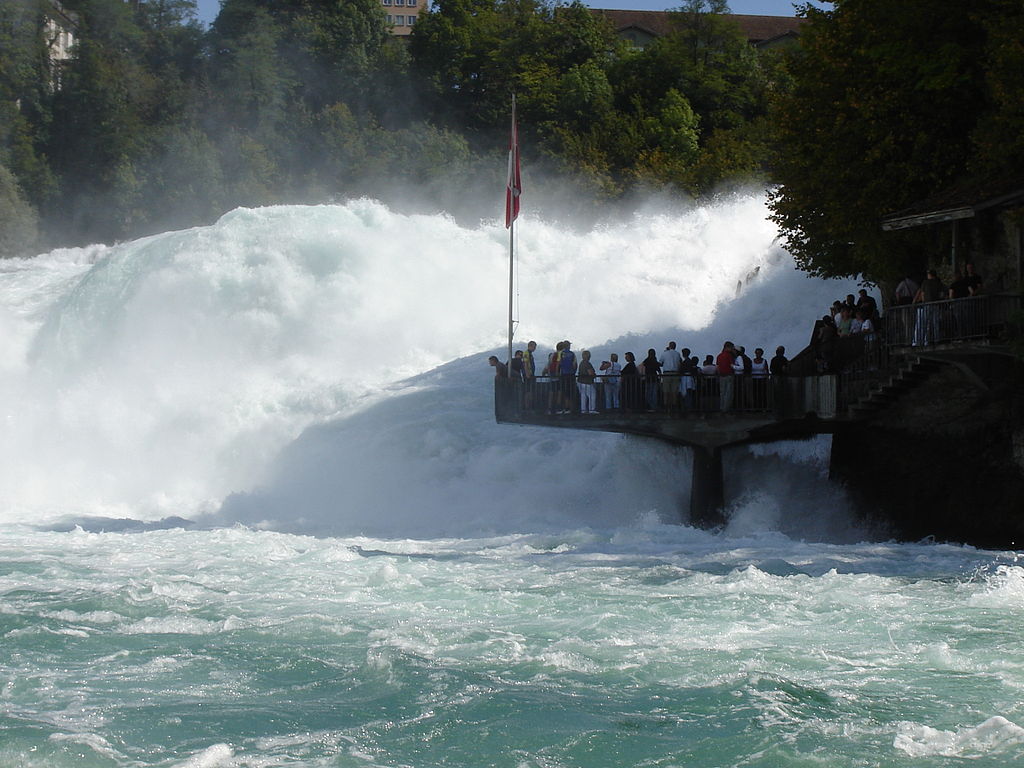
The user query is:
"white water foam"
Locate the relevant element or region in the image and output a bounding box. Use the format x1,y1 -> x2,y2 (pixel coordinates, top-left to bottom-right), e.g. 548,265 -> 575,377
0,194 -> 866,534
894,716 -> 1024,758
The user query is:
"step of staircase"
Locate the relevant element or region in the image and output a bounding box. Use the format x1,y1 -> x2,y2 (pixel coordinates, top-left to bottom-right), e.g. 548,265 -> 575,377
847,355 -> 942,418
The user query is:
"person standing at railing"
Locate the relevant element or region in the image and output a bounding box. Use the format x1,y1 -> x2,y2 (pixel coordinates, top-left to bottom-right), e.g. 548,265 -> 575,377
717,341 -> 736,411
770,346 -> 788,376
577,350 -> 598,414
701,354 -> 718,410
751,348 -> 769,408
912,269 -> 945,346
894,275 -> 919,305
965,263 -> 983,295
658,342 -> 683,412
733,345 -> 752,407
488,355 -> 508,378
522,340 -> 537,410
680,349 -> 697,410
836,306 -> 854,337
602,353 -> 621,411
621,352 -> 640,412
510,350 -> 525,380
641,349 -> 661,412
557,341 -> 577,414
964,263 -> 985,335
856,289 -> 878,322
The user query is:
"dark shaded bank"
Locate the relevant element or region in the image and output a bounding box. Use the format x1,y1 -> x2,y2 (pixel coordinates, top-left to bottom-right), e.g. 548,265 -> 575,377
829,351 -> 1024,549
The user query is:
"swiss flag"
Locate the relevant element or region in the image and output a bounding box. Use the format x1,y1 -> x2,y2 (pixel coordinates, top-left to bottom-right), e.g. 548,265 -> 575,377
505,100 -> 521,228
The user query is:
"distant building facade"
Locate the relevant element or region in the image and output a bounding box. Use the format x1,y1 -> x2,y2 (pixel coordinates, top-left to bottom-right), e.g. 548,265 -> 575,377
44,0 -> 77,88
381,0 -> 423,36
591,9 -> 804,50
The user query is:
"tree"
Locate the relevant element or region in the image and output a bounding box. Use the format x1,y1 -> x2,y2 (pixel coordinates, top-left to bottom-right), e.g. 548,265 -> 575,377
768,0 -> 1001,281
410,0 -> 620,136
0,163 -> 38,256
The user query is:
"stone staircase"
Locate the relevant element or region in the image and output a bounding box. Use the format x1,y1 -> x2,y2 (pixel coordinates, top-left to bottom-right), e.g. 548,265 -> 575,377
847,355 -> 943,418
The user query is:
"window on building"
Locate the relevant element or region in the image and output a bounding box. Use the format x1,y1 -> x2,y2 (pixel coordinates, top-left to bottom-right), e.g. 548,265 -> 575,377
407,14 -> 416,24
408,0 -> 417,5
382,0 -> 391,5
395,0 -> 404,5
386,14 -> 393,23
394,14 -> 404,25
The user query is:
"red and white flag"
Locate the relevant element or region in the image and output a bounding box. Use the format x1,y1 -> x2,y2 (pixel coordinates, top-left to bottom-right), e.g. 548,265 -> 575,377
505,100 -> 521,228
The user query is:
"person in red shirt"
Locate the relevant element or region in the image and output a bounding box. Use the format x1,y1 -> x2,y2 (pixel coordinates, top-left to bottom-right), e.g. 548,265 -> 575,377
716,341 -> 736,411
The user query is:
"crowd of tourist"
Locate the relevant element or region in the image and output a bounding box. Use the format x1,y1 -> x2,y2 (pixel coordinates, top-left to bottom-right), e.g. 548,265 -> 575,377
491,266 -> 991,414
491,338 -> 791,415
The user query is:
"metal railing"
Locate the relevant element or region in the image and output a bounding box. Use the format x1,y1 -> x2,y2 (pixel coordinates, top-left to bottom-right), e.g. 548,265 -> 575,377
883,293 -> 1022,348
495,294 -> 1023,425
495,372 -> 840,421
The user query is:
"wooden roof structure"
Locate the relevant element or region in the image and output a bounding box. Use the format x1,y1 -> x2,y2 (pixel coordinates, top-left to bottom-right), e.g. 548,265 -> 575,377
590,9 -> 805,47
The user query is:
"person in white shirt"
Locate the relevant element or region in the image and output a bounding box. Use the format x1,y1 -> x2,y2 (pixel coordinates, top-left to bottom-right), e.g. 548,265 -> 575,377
658,341 -> 683,411
750,348 -> 770,408
601,353 -> 622,411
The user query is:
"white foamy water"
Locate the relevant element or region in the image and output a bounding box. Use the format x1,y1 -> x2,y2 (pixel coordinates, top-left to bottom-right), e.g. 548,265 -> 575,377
2,194 -> 1021,767
1,194 -> 845,527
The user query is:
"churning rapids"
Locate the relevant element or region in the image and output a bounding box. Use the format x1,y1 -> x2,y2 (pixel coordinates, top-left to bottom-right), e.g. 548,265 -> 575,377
1,195 -> 1022,767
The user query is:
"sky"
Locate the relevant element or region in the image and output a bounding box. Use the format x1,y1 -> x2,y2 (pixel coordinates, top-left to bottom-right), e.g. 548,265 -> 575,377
193,0 -> 811,27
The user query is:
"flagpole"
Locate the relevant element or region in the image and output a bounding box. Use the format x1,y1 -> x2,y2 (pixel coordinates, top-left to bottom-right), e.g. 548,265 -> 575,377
505,93 -> 519,369
508,205 -> 514,369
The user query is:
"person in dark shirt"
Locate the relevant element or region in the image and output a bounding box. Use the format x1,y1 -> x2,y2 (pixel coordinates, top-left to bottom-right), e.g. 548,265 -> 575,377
510,350 -> 526,380
949,270 -> 969,299
641,349 -> 661,411
856,289 -> 878,320
488,355 -> 507,378
770,346 -> 788,376
916,269 -> 945,302
913,269 -> 945,345
964,263 -> 983,295
620,352 -> 640,412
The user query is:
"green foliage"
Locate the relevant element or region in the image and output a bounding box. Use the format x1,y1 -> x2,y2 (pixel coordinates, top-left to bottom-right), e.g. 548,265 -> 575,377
2,0 -> 786,247
0,163 -> 39,257
768,0 -> 1012,282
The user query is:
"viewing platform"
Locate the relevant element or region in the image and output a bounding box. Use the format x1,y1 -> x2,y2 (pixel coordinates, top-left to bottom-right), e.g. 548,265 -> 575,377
494,293 -> 1023,531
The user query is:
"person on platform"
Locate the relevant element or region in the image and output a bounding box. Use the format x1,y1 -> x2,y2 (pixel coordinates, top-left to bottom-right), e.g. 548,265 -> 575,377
836,306 -> 853,337
912,269 -> 945,346
751,347 -> 769,408
965,262 -> 983,295
856,289 -> 878,321
620,352 -> 640,412
717,341 -> 736,411
602,353 -> 621,411
849,308 -> 864,335
679,348 -> 697,410
641,349 -> 661,411
577,350 -> 598,414
522,340 -> 538,409
949,270 -> 969,299
894,275 -> 919,306
523,341 -> 537,378
510,350 -> 525,380
733,345 -> 751,407
770,346 -> 788,376
558,340 -> 577,414
658,341 -> 683,411
488,355 -> 507,378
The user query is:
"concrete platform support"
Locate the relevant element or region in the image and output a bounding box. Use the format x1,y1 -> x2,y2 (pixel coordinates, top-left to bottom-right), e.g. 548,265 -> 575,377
690,446 -> 726,528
